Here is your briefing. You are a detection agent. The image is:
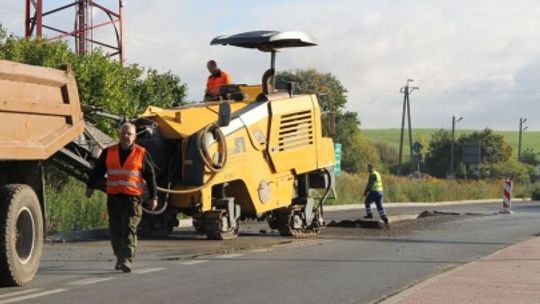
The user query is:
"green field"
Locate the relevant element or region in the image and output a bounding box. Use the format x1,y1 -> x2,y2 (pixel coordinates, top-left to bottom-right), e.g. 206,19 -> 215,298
362,128 -> 540,157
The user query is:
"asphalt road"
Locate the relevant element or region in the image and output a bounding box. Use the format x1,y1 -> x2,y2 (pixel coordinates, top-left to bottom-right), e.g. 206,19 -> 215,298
1,201 -> 539,304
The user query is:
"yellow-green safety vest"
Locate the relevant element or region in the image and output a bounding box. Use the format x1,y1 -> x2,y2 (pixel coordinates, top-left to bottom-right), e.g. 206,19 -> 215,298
372,170 -> 383,192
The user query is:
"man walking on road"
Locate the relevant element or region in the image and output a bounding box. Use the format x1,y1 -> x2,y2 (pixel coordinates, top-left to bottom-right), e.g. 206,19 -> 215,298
86,122 -> 158,273
363,164 -> 389,226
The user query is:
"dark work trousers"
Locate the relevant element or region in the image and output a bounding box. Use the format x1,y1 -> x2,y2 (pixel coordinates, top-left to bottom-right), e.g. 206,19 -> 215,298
364,191 -> 387,219
107,195 -> 142,262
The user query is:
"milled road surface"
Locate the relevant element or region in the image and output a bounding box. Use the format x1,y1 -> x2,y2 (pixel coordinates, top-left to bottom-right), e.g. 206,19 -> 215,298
1,200 -> 539,304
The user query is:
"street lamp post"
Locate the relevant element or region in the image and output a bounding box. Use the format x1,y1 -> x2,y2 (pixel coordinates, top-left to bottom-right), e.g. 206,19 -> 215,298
518,118 -> 528,161
450,116 -> 463,178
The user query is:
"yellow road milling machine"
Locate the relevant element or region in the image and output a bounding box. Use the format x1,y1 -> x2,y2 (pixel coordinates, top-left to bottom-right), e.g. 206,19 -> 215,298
132,31 -> 336,239
0,30 -> 335,286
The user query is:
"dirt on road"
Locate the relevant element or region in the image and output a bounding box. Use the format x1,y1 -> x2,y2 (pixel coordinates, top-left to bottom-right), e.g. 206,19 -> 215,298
43,213 -> 480,265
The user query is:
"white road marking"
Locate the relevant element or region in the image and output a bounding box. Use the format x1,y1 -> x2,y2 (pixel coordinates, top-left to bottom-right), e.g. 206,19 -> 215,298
249,248 -> 270,253
178,260 -> 208,265
67,277 -> 116,286
133,267 -> 165,274
272,239 -> 328,249
0,289 -> 67,304
215,253 -> 244,259
0,289 -> 43,300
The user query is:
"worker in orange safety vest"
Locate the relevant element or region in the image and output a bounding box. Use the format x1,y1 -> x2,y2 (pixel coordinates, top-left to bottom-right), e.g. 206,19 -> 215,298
86,122 -> 157,273
204,59 -> 232,101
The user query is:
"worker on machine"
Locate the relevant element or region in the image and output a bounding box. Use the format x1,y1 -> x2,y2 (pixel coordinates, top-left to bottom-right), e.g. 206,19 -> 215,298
85,122 -> 158,273
363,163 -> 389,227
204,60 -> 232,101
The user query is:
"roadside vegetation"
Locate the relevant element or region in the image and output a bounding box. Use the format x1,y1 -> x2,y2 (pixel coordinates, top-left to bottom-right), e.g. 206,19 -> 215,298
0,26 -> 187,135
330,172 -> 533,206
363,129 -> 540,159
45,177 -> 108,233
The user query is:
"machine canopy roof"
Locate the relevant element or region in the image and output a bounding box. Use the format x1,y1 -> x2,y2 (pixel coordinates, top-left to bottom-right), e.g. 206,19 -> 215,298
210,31 -> 317,52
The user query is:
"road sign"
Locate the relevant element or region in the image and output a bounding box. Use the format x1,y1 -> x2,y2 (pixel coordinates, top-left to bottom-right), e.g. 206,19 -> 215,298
413,141 -> 423,153
463,143 -> 481,165
334,143 -> 342,176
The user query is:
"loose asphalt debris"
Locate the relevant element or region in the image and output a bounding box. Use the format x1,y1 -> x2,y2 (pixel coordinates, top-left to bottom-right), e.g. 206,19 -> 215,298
327,219 -> 384,229
417,210 -> 495,218
320,210 -> 486,239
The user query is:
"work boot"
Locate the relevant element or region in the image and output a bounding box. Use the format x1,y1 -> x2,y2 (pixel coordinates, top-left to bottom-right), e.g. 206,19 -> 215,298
120,259 -> 133,273
363,214 -> 373,220
382,217 -> 390,228
114,258 -> 122,271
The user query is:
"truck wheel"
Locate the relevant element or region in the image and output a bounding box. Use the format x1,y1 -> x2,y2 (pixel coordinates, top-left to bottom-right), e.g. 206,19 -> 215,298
0,184 -> 44,286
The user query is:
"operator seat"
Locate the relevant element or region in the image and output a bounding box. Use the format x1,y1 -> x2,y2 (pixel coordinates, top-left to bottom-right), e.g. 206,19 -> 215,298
219,84 -> 246,102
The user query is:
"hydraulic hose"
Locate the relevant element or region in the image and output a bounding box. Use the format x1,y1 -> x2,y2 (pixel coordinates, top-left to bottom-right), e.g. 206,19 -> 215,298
196,123 -> 227,173
154,123 -> 227,196
144,175 -> 218,215
155,173 -> 218,194
142,201 -> 169,215
318,167 -> 334,219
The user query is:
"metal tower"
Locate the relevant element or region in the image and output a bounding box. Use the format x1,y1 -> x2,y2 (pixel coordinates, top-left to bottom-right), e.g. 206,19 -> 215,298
25,0 -> 125,62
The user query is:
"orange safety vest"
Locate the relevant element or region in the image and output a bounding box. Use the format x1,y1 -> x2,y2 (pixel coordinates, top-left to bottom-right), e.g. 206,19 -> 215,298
105,144 -> 146,196
206,70 -> 232,96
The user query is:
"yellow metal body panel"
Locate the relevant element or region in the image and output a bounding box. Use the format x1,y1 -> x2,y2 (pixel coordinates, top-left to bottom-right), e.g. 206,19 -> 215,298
167,116 -> 294,214
238,85 -> 263,102
140,85 -> 262,139
141,101 -> 249,139
267,94 -> 335,173
144,91 -> 334,216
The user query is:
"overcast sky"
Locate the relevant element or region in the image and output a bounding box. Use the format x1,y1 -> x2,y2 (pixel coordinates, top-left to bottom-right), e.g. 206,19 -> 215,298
1,0 -> 539,130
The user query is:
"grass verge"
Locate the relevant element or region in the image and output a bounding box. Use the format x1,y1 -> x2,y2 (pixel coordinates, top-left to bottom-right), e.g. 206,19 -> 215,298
328,172 -> 533,205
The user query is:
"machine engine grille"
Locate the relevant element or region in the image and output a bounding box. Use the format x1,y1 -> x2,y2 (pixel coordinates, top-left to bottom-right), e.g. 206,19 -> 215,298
278,110 -> 313,151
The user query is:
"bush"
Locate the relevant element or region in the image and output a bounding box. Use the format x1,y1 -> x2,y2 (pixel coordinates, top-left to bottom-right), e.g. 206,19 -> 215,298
45,177 -> 108,233
0,36 -> 187,136
341,134 -> 381,173
520,149 -> 539,166
484,160 -> 535,184
372,141 -> 399,171
531,184 -> 540,200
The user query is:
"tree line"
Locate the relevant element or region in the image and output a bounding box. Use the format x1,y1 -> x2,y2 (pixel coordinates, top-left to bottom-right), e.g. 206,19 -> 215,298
425,129 -> 536,182
275,70 -> 537,182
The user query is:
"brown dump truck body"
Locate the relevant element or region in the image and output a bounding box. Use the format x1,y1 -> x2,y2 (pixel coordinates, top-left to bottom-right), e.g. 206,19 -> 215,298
0,60 -> 84,160
0,60 -> 85,286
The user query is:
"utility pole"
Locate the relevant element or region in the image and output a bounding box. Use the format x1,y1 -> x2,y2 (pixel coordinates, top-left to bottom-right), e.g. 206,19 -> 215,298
397,79 -> 419,174
518,117 -> 528,161
449,115 -> 463,178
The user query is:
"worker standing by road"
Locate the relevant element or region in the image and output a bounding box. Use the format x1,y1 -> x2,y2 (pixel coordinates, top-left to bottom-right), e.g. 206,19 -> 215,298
85,122 -> 158,273
363,164 -> 389,227
204,59 -> 232,101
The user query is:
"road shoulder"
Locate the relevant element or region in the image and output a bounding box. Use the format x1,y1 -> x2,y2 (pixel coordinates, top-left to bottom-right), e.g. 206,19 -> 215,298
379,235 -> 540,304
